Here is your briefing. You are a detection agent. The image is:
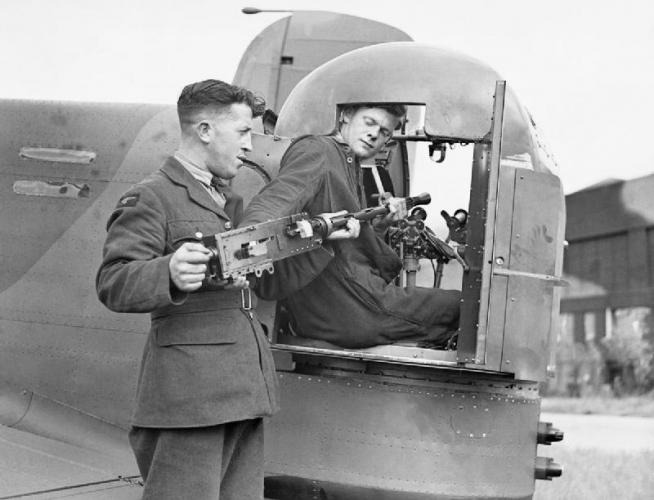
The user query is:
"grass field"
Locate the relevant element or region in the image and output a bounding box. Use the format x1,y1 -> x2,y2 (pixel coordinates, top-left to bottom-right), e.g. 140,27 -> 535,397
542,395 -> 654,417
534,447 -> 654,500
534,396 -> 654,499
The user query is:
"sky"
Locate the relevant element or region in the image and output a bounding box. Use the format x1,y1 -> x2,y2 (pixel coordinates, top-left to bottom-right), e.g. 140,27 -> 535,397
1,0 -> 653,194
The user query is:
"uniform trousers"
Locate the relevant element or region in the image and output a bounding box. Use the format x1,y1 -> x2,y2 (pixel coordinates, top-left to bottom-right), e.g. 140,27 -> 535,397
129,418 -> 264,500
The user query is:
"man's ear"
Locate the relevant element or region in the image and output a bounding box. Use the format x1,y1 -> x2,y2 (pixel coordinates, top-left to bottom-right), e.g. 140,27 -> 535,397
196,121 -> 212,144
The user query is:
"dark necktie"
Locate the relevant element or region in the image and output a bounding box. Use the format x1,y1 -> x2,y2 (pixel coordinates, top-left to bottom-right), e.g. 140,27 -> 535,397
207,176 -> 227,209
210,177 -> 240,227
210,176 -> 228,192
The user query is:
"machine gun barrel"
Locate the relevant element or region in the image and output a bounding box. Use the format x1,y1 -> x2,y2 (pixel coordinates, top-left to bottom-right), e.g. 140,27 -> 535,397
316,192 -> 431,236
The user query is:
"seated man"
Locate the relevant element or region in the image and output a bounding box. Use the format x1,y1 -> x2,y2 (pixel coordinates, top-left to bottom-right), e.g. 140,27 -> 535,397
240,104 -> 460,349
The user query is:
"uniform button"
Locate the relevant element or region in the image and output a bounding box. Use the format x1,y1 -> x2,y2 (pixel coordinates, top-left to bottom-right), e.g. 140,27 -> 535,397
346,157 -> 353,164
225,221 -> 232,230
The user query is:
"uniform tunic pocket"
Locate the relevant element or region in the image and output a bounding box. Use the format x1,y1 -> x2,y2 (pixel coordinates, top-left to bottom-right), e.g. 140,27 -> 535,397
167,219 -> 224,250
154,310 -> 242,346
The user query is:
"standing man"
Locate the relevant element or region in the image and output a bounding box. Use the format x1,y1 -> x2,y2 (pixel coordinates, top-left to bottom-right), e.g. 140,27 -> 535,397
241,104 -> 461,349
96,80 -> 278,499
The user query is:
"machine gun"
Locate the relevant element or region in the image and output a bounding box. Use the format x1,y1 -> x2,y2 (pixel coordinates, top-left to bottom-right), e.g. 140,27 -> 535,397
388,206 -> 469,288
201,193 -> 431,280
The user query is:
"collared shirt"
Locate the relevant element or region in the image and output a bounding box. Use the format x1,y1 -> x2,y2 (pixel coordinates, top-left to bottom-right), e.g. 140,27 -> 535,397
174,152 -> 226,209
330,133 -> 367,207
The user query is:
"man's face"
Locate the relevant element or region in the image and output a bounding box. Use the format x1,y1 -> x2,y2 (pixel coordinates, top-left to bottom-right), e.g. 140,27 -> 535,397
204,103 -> 253,179
340,107 -> 400,159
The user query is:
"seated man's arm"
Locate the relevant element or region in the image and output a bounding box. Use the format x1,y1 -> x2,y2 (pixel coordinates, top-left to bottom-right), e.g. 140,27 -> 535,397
242,137 -> 326,224
241,137 -> 337,300
372,194 -> 408,234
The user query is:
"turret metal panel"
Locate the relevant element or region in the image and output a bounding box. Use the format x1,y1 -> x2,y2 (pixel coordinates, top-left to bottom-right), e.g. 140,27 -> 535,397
276,43 -> 550,171
490,168 -> 566,381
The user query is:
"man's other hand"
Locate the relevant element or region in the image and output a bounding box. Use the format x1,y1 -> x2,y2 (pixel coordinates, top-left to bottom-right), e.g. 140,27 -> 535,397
169,242 -> 211,292
220,276 -> 250,290
385,196 -> 408,221
327,217 -> 361,240
373,195 -> 408,232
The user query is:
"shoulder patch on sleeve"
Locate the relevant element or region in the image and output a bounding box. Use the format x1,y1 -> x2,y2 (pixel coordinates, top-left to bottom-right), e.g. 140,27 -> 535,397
116,193 -> 140,208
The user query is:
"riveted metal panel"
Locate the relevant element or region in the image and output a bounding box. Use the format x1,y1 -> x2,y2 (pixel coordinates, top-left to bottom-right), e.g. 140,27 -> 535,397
501,276 -> 555,378
458,83 -> 505,367
457,144 -> 488,363
265,370 -> 540,499
508,171 -> 563,276
0,100 -> 177,293
0,318 -> 143,427
494,169 -> 565,381
483,165 -> 519,371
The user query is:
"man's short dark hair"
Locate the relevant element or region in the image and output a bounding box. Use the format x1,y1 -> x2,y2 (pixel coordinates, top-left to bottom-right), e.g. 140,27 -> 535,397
177,79 -> 266,126
339,103 -> 407,129
375,103 -> 407,119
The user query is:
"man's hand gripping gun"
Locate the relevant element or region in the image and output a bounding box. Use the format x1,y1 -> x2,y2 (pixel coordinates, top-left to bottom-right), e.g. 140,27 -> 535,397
201,193 -> 431,281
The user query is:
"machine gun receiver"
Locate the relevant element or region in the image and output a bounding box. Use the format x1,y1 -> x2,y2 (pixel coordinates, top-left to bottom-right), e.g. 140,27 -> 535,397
201,213 -> 324,280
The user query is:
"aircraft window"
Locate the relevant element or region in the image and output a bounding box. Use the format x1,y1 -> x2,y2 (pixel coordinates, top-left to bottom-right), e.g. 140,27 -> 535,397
19,146 -> 96,164
409,141 -> 473,291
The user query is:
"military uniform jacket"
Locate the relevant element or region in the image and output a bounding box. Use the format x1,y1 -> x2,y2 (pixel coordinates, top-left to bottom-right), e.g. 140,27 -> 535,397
241,136 -> 460,348
96,157 -> 279,428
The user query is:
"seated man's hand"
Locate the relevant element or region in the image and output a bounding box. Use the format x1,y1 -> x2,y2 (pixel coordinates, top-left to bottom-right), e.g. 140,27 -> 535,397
169,242 -> 210,292
385,196 -> 408,221
374,195 -> 408,232
327,217 -> 361,240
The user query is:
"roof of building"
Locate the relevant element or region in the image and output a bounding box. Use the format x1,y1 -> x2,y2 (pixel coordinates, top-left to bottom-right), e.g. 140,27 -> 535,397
566,172 -> 654,240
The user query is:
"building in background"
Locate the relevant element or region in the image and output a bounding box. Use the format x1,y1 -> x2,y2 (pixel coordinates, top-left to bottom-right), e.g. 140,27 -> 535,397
549,173 -> 654,395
